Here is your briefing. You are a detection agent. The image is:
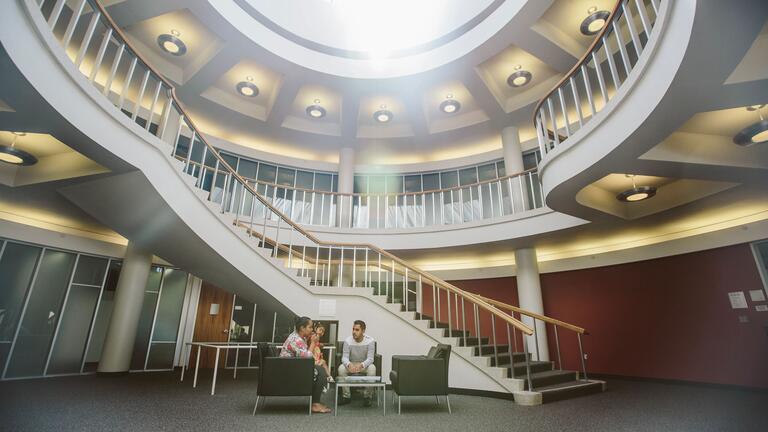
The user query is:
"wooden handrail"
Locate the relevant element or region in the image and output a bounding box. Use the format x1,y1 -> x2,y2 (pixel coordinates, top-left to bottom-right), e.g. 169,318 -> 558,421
531,0 -> 624,122
87,0 -> 535,336
475,295 -> 585,334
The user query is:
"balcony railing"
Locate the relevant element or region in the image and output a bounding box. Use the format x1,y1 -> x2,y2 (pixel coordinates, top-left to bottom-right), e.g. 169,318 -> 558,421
181,159 -> 543,229
533,0 -> 662,156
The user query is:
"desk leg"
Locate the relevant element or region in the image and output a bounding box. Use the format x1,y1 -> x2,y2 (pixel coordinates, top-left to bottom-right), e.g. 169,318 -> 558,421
334,384 -> 339,417
211,347 -> 220,395
234,347 -> 239,379
193,345 -> 201,388
180,344 -> 187,382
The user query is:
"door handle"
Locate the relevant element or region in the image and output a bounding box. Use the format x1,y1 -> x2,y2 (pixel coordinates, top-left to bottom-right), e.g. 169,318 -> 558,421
223,329 -> 230,334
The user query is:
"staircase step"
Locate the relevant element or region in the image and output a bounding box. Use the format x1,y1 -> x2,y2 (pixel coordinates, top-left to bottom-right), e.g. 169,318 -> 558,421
502,360 -> 553,375
521,370 -> 578,390
443,329 -> 471,337
537,380 -> 606,404
473,345 -> 511,356
458,337 -> 489,347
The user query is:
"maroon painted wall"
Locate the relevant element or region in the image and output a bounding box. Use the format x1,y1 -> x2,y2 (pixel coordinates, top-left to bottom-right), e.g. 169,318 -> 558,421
450,243 -> 768,389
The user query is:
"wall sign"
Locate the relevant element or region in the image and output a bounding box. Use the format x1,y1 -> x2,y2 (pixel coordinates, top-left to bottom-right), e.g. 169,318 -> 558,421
318,299 -> 336,317
728,292 -> 748,309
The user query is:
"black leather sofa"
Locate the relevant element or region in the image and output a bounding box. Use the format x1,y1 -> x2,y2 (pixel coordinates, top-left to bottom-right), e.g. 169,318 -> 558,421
389,343 -> 452,414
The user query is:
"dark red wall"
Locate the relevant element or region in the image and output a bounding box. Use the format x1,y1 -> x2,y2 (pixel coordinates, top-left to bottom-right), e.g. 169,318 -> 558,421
450,243 -> 768,389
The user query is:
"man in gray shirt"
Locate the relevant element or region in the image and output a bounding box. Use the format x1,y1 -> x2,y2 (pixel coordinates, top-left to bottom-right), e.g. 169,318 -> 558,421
337,320 -> 376,406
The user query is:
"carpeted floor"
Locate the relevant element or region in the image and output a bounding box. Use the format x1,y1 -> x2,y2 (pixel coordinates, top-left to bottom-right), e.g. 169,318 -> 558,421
0,369 -> 765,431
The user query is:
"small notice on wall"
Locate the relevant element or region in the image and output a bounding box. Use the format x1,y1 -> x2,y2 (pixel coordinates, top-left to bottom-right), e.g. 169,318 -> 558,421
749,289 -> 766,302
728,292 -> 748,309
318,299 -> 336,317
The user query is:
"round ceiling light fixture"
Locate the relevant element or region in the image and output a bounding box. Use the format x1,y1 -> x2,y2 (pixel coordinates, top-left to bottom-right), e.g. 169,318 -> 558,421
439,93 -> 461,114
507,66 -> 532,88
616,174 -> 656,202
580,7 -> 611,36
306,99 -> 327,119
734,105 -> 768,146
0,132 -> 37,166
373,105 -> 393,123
236,77 -> 259,97
157,30 -> 187,56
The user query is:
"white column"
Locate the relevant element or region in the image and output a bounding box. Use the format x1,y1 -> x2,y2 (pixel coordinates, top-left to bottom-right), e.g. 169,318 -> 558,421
337,147 -> 355,228
501,126 -> 528,211
97,242 -> 153,373
515,247 -> 549,361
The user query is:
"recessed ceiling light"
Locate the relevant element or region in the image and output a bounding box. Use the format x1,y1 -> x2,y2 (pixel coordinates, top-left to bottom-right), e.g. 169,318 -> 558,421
373,105 -> 393,123
306,99 -> 326,119
507,70 -> 532,88
0,133 -> 37,166
616,175 -> 656,202
157,31 -> 187,56
439,96 -> 461,114
580,8 -> 611,36
236,81 -> 259,97
734,106 -> 768,146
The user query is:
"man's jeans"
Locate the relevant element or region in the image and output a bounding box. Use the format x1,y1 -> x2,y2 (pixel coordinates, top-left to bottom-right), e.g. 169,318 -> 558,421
337,364 -> 377,398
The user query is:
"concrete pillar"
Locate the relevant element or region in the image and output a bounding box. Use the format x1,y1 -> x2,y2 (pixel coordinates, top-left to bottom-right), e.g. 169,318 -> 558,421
501,127 -> 528,212
514,247 -> 549,361
97,242 -> 153,373
337,147 -> 355,228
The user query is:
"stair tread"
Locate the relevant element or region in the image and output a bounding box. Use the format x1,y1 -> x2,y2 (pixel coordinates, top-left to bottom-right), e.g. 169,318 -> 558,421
534,380 -> 602,392
528,369 -> 576,379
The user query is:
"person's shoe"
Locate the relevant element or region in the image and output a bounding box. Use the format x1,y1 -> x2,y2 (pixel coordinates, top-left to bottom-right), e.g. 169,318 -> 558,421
338,397 -> 351,406
363,397 -> 372,407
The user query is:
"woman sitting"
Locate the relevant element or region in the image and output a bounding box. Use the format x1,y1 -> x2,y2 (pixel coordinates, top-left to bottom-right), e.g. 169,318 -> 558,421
279,316 -> 331,413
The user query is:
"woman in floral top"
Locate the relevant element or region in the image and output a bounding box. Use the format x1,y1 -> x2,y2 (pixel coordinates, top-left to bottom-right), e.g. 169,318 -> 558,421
279,316 -> 331,413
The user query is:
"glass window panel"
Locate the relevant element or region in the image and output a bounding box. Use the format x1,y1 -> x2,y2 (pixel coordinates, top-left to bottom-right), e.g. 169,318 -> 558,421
47,284 -> 101,375
368,176 -> 385,193
497,161 -> 506,177
404,175 -> 422,193
478,164 -> 498,181
295,171 -> 314,189
353,176 -> 367,194
129,291 -> 158,370
276,167 -> 295,187
0,242 -> 42,368
73,255 -> 108,286
152,269 -> 187,342
422,173 -> 440,191
459,167 -> 478,186
83,260 -> 121,372
314,173 -> 332,191
440,171 -> 458,188
146,343 -> 175,370
5,250 -> 76,378
523,151 -> 539,170
237,159 -> 258,180
332,175 -> 338,192
257,163 -> 277,183
221,153 -> 238,169
385,176 -> 403,193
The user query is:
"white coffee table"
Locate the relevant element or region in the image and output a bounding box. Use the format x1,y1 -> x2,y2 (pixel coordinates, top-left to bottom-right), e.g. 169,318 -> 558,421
334,377 -> 386,416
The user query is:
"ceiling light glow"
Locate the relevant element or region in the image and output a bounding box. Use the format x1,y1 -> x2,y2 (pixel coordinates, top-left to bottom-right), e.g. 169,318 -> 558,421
236,81 -> 260,97
306,99 -> 327,118
439,97 -> 461,114
616,175 -> 656,202
580,9 -> 610,36
157,33 -> 187,56
734,106 -> 768,146
0,133 -> 37,166
507,70 -> 532,88
373,107 -> 393,123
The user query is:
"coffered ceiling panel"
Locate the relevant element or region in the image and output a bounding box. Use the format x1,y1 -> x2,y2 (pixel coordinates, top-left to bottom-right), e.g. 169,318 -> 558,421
200,60 -> 283,121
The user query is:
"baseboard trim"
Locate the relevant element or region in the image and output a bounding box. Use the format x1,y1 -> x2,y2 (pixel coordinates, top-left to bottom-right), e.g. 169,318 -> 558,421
590,374 -> 768,393
447,387 -> 516,400
96,371 -> 131,377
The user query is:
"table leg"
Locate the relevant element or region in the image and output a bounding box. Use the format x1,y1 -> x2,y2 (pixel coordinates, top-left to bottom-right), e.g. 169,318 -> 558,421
234,347 -> 239,379
334,384 -> 339,416
193,345 -> 201,388
211,347 -> 220,395
180,343 -> 187,382
383,386 -> 386,416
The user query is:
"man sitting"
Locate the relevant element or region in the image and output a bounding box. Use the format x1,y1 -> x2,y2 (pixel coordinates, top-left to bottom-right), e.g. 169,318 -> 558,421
337,320 -> 376,407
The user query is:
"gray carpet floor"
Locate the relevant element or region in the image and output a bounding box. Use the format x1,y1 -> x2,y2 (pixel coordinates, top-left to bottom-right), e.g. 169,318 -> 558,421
0,369 -> 765,432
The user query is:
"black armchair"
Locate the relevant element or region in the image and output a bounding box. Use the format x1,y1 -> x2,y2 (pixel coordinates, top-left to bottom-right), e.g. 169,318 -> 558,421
253,342 -> 315,415
389,343 -> 452,414
332,341 -> 382,379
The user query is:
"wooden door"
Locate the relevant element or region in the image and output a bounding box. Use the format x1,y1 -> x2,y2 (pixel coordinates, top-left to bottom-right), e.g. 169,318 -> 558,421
188,282 -> 234,368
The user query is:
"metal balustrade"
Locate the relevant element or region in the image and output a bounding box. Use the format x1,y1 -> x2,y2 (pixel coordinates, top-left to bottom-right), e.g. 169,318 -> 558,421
533,0 -> 662,156
179,159 -> 543,229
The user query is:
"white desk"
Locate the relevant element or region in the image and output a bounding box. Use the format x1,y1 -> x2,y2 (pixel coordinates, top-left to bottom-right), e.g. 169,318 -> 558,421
180,342 -> 261,395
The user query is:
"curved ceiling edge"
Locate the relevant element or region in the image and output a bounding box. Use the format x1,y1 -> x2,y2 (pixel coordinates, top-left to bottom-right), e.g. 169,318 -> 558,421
209,0 -> 525,79
233,0 -> 506,60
